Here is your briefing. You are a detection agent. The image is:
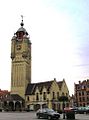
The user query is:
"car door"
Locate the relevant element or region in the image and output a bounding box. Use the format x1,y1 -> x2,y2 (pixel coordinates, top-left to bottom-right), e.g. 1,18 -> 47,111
42,109 -> 48,118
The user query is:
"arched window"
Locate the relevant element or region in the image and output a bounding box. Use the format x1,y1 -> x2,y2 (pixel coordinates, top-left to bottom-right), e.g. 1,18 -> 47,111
53,92 -> 55,99
36,93 -> 39,101
43,92 -> 46,100
27,96 -> 29,101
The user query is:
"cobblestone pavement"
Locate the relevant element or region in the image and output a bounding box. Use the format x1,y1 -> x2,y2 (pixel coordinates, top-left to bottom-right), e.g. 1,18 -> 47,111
0,112 -> 89,120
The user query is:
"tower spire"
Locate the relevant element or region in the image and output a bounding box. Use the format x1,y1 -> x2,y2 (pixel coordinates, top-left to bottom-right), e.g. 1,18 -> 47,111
20,15 -> 24,27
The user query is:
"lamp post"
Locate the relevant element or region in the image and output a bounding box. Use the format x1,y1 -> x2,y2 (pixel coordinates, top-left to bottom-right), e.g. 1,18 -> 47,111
58,96 -> 68,119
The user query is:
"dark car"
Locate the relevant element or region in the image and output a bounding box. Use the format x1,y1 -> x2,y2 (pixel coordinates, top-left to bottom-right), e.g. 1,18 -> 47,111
36,108 -> 60,120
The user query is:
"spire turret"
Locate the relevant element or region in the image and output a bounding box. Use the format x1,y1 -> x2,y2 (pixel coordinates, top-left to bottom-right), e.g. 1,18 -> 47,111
16,15 -> 28,39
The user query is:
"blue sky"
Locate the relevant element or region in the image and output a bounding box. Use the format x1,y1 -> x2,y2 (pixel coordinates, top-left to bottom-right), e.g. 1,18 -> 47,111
0,0 -> 89,95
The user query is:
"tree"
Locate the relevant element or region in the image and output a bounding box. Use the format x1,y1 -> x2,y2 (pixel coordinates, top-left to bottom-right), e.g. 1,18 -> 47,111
58,96 -> 69,110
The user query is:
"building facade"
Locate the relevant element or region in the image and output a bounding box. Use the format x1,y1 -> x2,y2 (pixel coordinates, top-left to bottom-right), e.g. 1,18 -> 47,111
25,78 -> 69,111
0,89 -> 10,110
0,18 -> 69,111
74,80 -> 89,107
10,19 -> 69,111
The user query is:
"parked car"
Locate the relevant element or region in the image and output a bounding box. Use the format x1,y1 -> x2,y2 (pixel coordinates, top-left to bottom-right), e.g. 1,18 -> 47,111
77,106 -> 89,114
36,108 -> 60,120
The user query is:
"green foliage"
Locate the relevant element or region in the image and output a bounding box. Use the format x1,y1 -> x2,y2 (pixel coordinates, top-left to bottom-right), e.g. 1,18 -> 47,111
58,96 -> 68,102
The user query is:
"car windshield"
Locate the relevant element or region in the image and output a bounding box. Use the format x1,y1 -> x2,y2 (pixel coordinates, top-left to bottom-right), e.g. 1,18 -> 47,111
46,108 -> 54,112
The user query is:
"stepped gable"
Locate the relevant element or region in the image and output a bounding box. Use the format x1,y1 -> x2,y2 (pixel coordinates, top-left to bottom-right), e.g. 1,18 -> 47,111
57,81 -> 63,89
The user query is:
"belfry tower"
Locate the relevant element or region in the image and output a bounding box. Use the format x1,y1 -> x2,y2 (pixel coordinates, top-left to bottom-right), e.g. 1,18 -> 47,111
11,18 -> 31,99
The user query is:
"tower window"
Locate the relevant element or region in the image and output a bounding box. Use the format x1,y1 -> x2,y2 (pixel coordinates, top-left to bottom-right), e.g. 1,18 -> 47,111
17,32 -> 24,39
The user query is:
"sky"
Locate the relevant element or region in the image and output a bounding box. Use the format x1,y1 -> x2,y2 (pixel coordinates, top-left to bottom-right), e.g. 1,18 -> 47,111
0,0 -> 89,95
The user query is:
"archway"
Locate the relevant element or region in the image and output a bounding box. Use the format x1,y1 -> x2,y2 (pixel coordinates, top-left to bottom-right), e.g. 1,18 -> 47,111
15,101 -> 21,111
9,102 -> 14,111
42,104 -> 47,108
52,103 -> 56,111
3,101 -> 8,110
34,104 -> 40,111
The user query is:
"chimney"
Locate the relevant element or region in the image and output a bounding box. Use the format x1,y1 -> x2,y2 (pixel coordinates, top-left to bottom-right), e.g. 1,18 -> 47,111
79,81 -> 81,84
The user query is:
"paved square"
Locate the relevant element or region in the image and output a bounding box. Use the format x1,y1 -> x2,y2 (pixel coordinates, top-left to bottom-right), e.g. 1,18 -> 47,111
0,112 -> 89,120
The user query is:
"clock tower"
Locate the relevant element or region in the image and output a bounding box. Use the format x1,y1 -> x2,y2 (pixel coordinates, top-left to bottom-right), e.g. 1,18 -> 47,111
11,18 -> 31,99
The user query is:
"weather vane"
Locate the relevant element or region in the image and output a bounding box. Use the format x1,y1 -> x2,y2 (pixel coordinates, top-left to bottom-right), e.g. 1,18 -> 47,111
21,15 -> 23,21
20,15 -> 24,27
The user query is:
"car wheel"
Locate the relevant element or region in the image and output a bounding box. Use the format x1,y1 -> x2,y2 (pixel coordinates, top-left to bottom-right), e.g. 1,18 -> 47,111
37,115 -> 40,119
48,116 -> 51,120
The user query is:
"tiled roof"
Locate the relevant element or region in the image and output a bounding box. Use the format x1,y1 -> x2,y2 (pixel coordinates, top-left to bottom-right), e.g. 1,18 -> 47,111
1,94 -> 24,101
25,80 -> 53,95
11,94 -> 24,101
25,83 -> 36,95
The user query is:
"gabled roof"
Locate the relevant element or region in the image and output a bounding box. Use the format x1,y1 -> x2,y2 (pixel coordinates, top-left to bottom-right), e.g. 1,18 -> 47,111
25,80 -> 53,95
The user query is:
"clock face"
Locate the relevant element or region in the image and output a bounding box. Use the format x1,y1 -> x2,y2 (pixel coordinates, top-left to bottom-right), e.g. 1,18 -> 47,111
16,44 -> 21,50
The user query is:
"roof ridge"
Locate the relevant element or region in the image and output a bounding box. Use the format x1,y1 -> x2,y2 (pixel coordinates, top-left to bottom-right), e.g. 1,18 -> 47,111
31,84 -> 36,94
34,80 -> 54,84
